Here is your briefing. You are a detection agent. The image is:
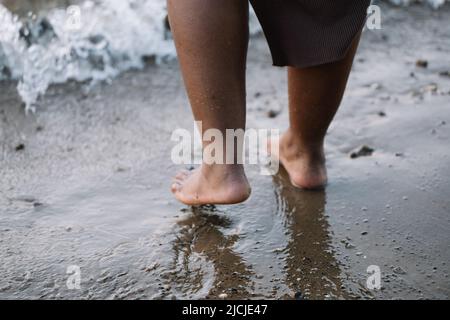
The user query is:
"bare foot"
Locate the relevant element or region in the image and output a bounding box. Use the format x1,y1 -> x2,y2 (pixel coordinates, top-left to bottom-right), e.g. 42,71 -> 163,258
171,165 -> 251,205
270,130 -> 328,190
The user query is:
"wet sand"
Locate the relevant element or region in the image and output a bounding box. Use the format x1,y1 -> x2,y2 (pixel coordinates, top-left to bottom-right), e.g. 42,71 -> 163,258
1,3 -> 449,299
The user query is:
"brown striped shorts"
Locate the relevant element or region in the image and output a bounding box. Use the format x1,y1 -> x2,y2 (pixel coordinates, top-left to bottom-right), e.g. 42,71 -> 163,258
249,0 -> 371,67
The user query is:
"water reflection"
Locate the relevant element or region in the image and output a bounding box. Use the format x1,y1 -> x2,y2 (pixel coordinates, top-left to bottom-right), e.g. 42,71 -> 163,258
273,168 -> 347,299
167,205 -> 254,299
160,167 -> 352,299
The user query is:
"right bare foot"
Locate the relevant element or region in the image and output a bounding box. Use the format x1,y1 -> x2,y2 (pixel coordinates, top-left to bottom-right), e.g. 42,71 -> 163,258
171,165 -> 251,205
270,130 -> 328,190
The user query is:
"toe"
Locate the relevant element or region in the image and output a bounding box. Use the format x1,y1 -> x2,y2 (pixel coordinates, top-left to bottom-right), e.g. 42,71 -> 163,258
175,170 -> 189,180
171,182 -> 181,193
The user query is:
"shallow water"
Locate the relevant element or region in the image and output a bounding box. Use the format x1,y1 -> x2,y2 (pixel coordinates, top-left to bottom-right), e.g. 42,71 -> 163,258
0,2 -> 450,300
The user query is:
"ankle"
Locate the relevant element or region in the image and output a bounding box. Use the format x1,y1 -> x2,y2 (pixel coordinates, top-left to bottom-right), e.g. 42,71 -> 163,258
282,129 -> 325,161
200,163 -> 246,177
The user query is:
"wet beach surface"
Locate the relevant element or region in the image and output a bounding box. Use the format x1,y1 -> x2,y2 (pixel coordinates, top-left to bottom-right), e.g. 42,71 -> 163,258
1,3 -> 450,299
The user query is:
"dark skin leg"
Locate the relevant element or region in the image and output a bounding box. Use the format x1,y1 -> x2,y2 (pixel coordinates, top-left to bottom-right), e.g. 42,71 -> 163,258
168,0 -> 251,205
169,0 -> 362,203
276,35 -> 362,189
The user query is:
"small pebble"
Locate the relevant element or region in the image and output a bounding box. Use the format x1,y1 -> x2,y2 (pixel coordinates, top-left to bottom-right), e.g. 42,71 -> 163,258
294,291 -> 303,300
350,145 -> 374,159
416,59 -> 428,68
345,243 -> 355,249
267,109 -> 280,118
15,143 -> 25,151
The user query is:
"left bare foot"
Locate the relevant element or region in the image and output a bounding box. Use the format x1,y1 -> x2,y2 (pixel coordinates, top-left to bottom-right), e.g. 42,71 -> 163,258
171,164 -> 251,205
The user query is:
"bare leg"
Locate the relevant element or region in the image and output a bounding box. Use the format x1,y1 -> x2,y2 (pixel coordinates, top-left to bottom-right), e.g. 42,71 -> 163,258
278,35 -> 361,189
168,0 -> 251,205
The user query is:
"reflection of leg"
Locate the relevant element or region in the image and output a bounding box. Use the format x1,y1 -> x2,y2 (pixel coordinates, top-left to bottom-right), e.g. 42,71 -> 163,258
172,208 -> 252,298
167,0 -> 251,205
279,35 -> 361,189
273,171 -> 346,299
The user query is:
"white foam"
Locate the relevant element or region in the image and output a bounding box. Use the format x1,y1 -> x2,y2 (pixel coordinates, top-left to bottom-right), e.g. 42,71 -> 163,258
1,0 -> 175,111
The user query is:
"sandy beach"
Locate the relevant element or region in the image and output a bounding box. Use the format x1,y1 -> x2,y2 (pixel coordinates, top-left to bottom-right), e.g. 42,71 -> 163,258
0,2 -> 449,299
